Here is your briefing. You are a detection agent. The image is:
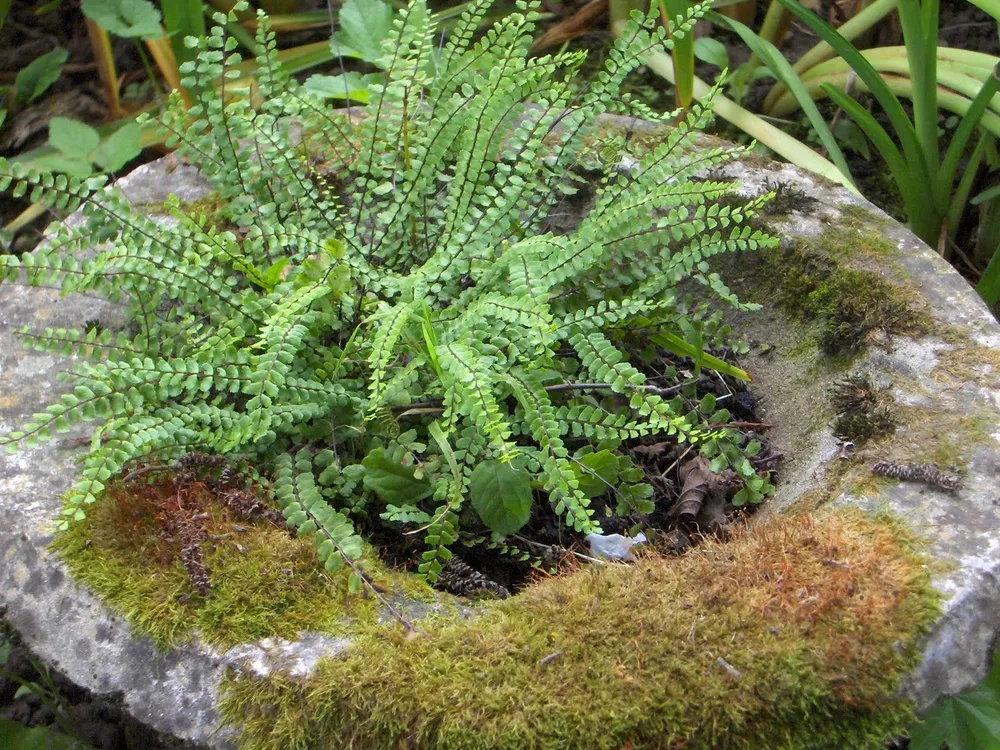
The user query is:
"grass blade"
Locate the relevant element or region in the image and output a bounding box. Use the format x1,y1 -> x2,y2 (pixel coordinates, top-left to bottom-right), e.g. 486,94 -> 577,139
940,64 -> 1000,208
774,0 -> 930,189
823,83 -> 938,243
709,10 -> 854,186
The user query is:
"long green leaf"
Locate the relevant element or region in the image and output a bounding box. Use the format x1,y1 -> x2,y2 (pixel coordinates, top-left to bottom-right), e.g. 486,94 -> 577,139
822,83 -> 938,244
650,333 -> 750,381
661,0 -> 695,108
940,64 -> 1000,209
708,10 -> 854,186
976,244 -> 1000,306
773,0 -> 930,193
609,11 -> 856,192
896,0 -> 938,175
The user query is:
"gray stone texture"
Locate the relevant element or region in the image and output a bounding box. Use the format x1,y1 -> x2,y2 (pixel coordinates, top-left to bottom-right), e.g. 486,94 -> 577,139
1,142 -> 999,746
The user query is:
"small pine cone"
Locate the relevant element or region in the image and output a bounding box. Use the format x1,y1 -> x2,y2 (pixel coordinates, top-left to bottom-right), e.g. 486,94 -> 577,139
872,461 -> 963,493
217,488 -> 286,527
174,518 -> 211,595
217,466 -> 242,489
435,558 -> 510,599
174,452 -> 228,471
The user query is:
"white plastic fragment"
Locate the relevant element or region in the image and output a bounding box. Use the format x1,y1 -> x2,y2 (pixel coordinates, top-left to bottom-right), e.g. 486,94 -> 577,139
585,531 -> 648,561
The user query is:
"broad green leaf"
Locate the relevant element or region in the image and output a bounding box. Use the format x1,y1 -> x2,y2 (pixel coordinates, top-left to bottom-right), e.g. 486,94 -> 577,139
304,72 -> 378,103
15,48 -> 68,105
92,121 -> 142,172
361,448 -> 433,504
48,118 -> 100,161
469,460 -> 533,536
160,0 -> 203,67
693,37 -> 728,69
334,0 -> 394,64
910,649 -> 1000,750
82,0 -> 162,39
571,450 -> 620,498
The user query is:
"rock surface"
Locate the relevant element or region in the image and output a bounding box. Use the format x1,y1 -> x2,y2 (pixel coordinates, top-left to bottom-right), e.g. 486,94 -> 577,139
1,142 -> 999,746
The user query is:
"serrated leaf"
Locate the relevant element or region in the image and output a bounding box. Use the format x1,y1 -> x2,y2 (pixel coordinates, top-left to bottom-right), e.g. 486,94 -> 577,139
48,117 -> 101,161
92,121 -> 142,172
334,0 -> 394,64
910,649 -> 1000,750
469,460 -> 533,536
82,0 -> 162,39
571,449 -> 620,498
380,503 -> 432,524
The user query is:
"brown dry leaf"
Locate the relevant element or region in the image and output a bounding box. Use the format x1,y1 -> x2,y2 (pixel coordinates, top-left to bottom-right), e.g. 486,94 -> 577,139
530,0 -> 607,53
673,456 -> 712,521
632,441 -> 672,457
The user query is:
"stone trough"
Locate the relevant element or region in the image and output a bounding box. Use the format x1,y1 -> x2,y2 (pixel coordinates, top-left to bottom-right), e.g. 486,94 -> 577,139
2,133 -> 1000,747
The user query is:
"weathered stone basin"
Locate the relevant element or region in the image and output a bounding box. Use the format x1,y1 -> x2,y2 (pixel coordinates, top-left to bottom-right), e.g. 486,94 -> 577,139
2,134 -> 1000,747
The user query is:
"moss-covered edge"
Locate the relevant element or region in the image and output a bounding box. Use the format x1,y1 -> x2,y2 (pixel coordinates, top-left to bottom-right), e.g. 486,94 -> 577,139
218,508 -> 941,750
49,481 -> 440,651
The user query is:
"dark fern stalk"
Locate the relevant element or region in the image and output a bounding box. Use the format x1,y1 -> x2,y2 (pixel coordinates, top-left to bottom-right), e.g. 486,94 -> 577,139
0,0 -> 775,585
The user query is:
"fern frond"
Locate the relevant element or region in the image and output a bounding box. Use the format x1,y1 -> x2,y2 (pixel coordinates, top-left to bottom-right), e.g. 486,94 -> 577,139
273,450 -> 363,572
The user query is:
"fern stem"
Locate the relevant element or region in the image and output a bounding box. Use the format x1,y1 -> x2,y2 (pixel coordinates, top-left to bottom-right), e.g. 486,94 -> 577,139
394,381 -> 691,413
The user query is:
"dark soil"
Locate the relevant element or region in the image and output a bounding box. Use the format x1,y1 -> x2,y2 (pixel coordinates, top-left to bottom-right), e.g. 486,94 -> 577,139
354,342 -> 779,600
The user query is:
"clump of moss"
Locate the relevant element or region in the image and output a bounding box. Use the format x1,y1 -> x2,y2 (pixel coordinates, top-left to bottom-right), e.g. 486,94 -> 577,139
761,239 -> 925,356
220,509 -> 940,750
50,480 -> 434,650
830,375 -> 897,444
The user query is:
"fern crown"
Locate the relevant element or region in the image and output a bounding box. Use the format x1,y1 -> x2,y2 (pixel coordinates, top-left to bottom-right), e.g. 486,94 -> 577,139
0,0 -> 775,581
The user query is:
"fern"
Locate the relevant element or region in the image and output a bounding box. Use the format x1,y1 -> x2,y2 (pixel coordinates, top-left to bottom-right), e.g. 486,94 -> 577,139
0,0 -> 776,585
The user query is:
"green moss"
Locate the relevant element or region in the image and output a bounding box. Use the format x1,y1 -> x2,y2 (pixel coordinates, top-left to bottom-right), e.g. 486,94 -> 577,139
219,509 -> 940,750
49,481 -> 435,650
753,223 -> 930,357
